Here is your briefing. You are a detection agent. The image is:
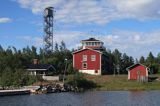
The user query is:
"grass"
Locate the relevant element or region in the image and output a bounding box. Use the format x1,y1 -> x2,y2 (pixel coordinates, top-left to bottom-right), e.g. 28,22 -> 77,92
84,74 -> 160,91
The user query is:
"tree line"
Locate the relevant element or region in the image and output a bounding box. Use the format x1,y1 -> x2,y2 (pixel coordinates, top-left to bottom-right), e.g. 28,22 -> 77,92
0,41 -> 74,88
0,41 -> 160,88
105,49 -> 160,74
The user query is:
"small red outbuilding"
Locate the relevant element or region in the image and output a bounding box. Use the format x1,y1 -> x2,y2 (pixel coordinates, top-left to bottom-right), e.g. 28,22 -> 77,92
126,63 -> 149,80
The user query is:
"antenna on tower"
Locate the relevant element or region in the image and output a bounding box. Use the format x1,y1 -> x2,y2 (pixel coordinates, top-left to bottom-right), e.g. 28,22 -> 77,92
43,7 -> 54,55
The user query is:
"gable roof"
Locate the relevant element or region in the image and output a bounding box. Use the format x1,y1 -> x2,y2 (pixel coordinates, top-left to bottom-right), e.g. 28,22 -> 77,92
126,63 -> 149,71
72,48 -> 102,54
26,64 -> 56,71
81,38 -> 100,42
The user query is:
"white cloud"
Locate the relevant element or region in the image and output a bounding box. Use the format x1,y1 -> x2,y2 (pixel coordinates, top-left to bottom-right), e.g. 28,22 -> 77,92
14,0 -> 160,24
15,31 -> 88,49
98,30 -> 160,58
109,0 -> 160,20
33,37 -> 43,47
45,30 -> 160,58
10,0 -> 160,58
6,29 -> 160,58
54,31 -> 88,49
17,36 -> 43,47
0,17 -> 12,23
55,30 -> 160,58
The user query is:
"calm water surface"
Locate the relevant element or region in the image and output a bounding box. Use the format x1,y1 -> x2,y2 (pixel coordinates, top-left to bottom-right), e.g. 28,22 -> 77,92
0,91 -> 160,106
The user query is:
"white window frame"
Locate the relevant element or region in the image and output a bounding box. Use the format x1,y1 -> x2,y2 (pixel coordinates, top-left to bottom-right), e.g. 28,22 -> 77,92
91,42 -> 94,46
91,55 -> 96,61
83,55 -> 87,61
82,62 -> 87,69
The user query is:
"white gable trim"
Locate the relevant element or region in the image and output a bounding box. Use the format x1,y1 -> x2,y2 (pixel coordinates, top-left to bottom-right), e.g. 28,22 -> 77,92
126,63 -> 149,71
72,48 -> 102,54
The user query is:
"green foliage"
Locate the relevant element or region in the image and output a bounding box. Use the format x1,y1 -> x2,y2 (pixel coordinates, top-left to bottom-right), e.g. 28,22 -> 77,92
0,67 -> 14,88
12,69 -> 24,87
146,52 -> 155,64
144,52 -> 160,74
24,74 -> 37,85
112,49 -> 122,65
85,75 -> 160,91
66,72 -> 96,90
59,41 -> 66,51
1,41 -> 160,89
111,49 -> 135,74
67,63 -> 77,74
139,56 -> 145,64
0,68 -> 40,89
157,53 -> 160,63
121,53 -> 134,74
0,42 -> 73,75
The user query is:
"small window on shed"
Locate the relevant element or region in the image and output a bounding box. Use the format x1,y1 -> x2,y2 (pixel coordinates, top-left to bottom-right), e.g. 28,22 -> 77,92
91,55 -> 96,61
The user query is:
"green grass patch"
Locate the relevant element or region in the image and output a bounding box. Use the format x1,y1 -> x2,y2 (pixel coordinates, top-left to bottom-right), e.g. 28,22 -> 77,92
83,74 -> 160,91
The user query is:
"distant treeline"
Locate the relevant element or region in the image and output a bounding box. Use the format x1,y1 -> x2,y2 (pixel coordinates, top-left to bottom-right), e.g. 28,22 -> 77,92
106,50 -> 160,74
0,41 -> 160,82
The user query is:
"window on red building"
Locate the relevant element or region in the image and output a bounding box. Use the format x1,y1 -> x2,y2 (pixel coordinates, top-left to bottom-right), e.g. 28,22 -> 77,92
91,55 -> 96,61
83,55 -> 87,61
82,62 -> 87,69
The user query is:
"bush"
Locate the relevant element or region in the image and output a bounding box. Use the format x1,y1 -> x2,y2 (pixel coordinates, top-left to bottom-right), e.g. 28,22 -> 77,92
0,68 -> 42,89
66,72 -> 96,91
67,63 -> 78,74
25,74 -> 37,85
0,67 -> 14,89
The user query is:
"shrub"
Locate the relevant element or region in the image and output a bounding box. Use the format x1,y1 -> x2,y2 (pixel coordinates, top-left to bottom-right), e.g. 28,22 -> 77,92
66,72 -> 96,91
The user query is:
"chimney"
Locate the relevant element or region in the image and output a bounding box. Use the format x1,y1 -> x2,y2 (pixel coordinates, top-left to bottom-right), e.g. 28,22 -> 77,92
33,59 -> 39,65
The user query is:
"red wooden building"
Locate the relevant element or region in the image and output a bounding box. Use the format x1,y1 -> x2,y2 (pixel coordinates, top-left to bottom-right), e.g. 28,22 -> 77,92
126,63 -> 149,80
73,48 -> 102,75
73,38 -> 109,75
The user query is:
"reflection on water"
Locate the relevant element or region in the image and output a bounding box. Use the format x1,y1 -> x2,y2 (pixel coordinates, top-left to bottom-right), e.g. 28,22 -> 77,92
0,91 -> 160,106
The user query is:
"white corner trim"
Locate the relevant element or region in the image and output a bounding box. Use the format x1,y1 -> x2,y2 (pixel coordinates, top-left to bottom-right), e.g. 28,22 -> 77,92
99,54 -> 102,75
146,68 -> 148,76
73,54 -> 75,67
128,71 -> 130,80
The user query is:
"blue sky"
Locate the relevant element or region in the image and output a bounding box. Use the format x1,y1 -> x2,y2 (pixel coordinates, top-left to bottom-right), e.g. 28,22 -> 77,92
0,0 -> 160,59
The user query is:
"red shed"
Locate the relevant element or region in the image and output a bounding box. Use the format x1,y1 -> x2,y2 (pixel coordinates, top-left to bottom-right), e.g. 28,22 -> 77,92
126,63 -> 149,80
73,48 -> 102,75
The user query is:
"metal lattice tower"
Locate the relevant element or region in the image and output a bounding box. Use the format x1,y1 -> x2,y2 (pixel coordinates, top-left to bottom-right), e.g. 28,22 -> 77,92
43,7 -> 54,55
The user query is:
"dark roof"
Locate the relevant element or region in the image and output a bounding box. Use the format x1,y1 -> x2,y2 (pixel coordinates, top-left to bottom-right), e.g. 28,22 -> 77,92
126,63 -> 149,71
81,38 -> 100,42
26,64 -> 55,71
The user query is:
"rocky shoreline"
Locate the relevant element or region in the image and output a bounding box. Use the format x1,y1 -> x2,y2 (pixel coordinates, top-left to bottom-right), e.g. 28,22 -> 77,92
0,83 -> 81,96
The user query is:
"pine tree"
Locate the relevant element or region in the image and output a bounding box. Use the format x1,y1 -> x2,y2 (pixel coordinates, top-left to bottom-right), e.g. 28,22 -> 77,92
139,56 -> 145,64
146,52 -> 155,65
